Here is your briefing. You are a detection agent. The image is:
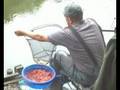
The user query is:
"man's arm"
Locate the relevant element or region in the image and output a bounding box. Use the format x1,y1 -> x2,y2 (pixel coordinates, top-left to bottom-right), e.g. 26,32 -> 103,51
15,30 -> 48,42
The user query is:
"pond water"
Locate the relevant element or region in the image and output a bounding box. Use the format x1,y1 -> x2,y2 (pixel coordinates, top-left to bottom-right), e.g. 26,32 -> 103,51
4,0 -> 116,77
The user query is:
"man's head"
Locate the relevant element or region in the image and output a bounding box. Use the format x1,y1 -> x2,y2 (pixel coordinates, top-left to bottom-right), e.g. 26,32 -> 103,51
64,3 -> 83,27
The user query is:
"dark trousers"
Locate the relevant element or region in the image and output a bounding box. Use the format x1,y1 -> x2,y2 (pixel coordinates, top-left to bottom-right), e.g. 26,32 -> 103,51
49,46 -> 96,90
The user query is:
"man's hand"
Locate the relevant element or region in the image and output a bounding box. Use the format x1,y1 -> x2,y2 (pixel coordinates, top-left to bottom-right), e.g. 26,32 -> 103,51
14,30 -> 48,42
15,30 -> 26,36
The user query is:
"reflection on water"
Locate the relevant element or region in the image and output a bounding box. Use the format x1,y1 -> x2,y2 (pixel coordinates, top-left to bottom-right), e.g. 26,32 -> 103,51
4,0 -> 45,23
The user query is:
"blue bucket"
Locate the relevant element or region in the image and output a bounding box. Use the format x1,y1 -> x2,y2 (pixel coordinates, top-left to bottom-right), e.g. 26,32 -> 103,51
22,64 -> 56,89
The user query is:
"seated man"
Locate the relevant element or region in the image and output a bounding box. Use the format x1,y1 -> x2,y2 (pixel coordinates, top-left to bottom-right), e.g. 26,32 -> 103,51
15,3 -> 105,90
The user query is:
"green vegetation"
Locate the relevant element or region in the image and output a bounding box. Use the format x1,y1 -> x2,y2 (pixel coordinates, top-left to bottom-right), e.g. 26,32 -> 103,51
4,0 -> 45,23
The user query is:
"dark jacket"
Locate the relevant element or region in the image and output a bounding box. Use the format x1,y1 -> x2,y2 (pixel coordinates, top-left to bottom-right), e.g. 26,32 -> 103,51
92,34 -> 116,90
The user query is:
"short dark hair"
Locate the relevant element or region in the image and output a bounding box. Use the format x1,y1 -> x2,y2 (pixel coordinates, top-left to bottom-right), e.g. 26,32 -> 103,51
64,3 -> 83,22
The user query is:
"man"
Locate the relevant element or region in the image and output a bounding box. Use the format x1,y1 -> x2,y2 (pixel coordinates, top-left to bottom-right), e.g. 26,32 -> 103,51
15,3 -> 105,89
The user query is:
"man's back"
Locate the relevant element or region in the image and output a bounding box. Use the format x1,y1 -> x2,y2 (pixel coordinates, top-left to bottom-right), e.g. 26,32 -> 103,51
48,18 -> 105,77
66,18 -> 105,75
